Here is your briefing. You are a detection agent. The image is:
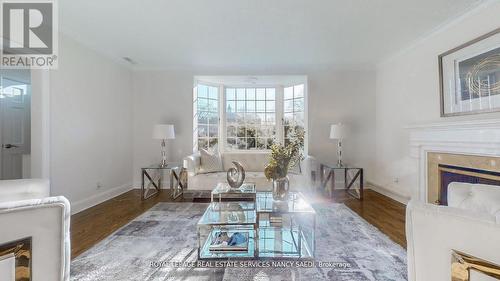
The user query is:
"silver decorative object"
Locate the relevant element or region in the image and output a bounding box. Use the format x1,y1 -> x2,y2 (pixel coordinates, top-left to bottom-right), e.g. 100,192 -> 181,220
227,161 -> 245,188
272,176 -> 290,201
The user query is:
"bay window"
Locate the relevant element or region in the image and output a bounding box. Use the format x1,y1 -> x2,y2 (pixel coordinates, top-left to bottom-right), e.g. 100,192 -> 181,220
193,79 -> 307,153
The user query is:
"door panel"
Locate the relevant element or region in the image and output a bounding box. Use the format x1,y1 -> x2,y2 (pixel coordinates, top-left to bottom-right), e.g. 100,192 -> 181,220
1,154 -> 23,180
0,75 -> 31,180
4,104 -> 27,147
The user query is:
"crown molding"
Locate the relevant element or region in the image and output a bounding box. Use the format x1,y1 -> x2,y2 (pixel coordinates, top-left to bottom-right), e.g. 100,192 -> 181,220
404,118 -> 500,130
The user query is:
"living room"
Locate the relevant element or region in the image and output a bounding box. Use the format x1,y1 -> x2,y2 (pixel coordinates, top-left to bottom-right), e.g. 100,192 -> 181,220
1,0 -> 500,280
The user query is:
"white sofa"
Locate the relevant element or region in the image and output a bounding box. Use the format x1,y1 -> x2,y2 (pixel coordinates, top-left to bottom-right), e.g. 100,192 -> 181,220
183,152 -> 316,191
406,182 -> 500,281
0,179 -> 71,281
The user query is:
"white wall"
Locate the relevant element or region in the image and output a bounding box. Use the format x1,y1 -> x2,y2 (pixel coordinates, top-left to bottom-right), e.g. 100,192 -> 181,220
307,70 -> 376,181
31,69 -> 50,179
50,35 -> 134,213
373,2 -> 500,201
132,67 -> 376,186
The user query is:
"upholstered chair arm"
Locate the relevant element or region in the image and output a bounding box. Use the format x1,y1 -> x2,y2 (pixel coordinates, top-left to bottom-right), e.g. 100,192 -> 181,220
301,156 -> 317,172
406,200 -> 500,281
0,179 -> 50,203
183,152 -> 201,176
0,196 -> 71,281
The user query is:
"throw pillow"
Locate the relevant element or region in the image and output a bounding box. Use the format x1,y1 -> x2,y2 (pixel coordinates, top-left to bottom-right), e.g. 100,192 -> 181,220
199,149 -> 223,174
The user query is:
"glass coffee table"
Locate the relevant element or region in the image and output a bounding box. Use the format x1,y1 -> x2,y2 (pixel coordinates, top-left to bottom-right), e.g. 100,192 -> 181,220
197,201 -> 257,259
211,182 -> 257,203
255,192 -> 316,259
197,191 -> 316,260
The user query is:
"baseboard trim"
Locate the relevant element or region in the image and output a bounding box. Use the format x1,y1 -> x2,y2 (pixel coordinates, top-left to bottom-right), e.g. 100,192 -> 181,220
132,181 -> 171,190
71,183 -> 133,214
366,182 -> 411,205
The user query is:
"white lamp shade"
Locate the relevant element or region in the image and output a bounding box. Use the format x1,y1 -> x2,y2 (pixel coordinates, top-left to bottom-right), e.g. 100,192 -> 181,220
329,123 -> 346,139
153,124 -> 175,139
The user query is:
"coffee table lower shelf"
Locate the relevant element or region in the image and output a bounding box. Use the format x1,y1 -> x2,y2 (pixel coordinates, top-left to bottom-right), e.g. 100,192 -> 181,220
199,227 -> 257,259
198,227 -> 314,260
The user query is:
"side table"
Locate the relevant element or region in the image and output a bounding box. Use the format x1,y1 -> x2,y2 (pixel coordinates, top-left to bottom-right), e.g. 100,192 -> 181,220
141,164 -> 183,200
319,164 -> 364,200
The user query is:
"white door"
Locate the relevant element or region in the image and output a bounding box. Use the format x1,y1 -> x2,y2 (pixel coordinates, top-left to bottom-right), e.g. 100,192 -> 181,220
0,77 -> 31,180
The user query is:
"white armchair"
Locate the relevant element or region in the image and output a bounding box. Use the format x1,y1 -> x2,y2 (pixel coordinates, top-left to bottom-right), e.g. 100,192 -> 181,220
406,182 -> 500,281
0,179 -> 71,281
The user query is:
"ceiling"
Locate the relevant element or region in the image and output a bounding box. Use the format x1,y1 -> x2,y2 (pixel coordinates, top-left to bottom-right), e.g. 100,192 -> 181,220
59,0 -> 486,69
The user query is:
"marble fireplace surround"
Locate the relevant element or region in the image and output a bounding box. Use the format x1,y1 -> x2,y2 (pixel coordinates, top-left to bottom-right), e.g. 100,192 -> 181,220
427,153 -> 500,204
407,119 -> 500,203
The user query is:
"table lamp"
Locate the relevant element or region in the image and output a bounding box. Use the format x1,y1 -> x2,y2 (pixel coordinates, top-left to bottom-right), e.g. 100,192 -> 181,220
330,123 -> 346,167
153,124 -> 175,167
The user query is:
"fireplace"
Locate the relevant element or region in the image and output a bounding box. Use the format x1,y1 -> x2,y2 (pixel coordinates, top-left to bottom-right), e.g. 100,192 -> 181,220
438,164 -> 500,205
427,152 -> 500,204
407,118 -> 500,204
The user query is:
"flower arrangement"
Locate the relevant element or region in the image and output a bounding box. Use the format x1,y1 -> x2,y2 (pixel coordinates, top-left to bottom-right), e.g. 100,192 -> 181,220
264,127 -> 305,180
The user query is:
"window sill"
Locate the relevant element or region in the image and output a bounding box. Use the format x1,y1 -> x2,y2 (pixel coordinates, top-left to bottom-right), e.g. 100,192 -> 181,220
223,150 -> 271,154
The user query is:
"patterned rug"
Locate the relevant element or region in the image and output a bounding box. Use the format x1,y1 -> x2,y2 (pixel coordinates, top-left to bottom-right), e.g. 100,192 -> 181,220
71,202 -> 407,281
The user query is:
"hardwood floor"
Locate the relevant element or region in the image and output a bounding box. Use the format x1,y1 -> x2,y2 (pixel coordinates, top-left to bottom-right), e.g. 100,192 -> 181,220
70,189 -> 406,259
336,190 -> 407,247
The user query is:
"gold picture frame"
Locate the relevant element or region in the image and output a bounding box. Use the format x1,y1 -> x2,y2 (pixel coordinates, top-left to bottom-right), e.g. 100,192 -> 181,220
452,250 -> 500,281
0,237 -> 32,281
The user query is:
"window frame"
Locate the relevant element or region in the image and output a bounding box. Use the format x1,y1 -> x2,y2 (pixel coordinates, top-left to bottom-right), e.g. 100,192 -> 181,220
283,84 -> 306,145
193,82 -> 221,151
223,85 -> 280,152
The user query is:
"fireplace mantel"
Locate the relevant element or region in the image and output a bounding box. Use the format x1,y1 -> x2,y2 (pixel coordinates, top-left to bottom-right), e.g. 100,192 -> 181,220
404,118 -> 500,130
405,118 -> 500,202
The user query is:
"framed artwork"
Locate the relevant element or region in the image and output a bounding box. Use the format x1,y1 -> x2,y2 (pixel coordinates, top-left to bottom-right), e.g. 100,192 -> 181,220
439,27 -> 500,117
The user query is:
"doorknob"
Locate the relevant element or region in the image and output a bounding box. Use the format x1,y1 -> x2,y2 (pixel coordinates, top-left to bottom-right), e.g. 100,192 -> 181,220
2,144 -> 18,149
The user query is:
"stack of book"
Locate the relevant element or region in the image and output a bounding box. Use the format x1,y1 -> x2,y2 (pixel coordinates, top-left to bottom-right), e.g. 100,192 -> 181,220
269,215 -> 283,227
209,231 -> 249,252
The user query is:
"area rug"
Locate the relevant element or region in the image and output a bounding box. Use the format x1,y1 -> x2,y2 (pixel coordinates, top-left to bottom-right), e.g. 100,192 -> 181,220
71,203 -> 407,281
